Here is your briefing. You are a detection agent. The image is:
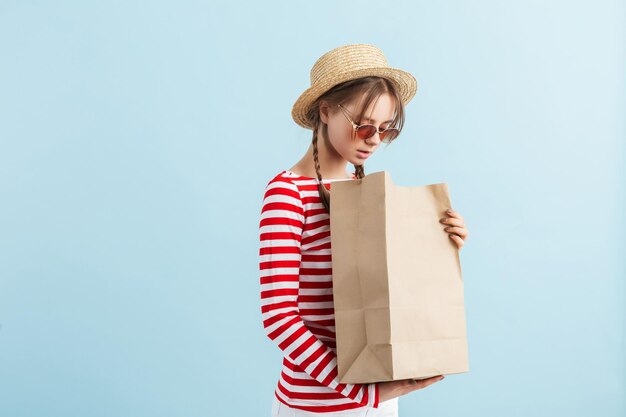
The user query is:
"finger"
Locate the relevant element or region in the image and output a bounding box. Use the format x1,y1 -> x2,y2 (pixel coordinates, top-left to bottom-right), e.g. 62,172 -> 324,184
439,217 -> 464,227
445,209 -> 464,222
443,226 -> 468,239
449,233 -> 465,249
410,375 -> 445,390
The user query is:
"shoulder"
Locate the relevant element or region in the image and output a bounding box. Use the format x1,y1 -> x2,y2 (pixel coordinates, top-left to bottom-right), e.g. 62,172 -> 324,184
262,170 -> 304,203
262,170 -> 319,196
260,171 -> 309,221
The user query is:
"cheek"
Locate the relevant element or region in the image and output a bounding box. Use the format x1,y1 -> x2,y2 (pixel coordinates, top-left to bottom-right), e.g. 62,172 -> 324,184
328,124 -> 355,151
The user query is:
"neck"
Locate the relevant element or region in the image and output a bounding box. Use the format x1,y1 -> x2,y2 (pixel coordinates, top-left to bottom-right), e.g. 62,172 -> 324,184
292,131 -> 352,180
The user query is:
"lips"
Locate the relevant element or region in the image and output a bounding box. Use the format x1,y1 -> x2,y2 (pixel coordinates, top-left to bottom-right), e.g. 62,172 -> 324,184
356,150 -> 371,159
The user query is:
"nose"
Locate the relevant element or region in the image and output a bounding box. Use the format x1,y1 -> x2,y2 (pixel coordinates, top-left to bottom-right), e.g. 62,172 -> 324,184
365,131 -> 382,146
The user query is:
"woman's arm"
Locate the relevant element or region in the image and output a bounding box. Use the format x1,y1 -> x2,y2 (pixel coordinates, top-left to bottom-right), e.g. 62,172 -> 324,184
259,178 -> 379,408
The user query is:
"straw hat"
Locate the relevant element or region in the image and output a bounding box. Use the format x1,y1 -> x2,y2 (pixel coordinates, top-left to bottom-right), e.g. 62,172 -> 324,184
291,43 -> 418,129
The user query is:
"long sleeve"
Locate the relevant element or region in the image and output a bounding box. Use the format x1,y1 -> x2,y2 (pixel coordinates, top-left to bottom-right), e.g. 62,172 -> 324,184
259,178 -> 379,408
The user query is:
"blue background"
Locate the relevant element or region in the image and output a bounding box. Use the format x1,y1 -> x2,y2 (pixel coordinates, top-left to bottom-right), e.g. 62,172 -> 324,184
0,1 -> 624,416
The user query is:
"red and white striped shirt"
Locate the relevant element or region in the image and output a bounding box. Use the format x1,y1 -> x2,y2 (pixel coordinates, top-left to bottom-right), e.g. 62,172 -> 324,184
259,170 -> 380,413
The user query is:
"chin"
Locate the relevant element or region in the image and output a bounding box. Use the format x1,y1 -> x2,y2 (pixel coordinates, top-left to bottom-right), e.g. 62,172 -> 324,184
351,153 -> 371,165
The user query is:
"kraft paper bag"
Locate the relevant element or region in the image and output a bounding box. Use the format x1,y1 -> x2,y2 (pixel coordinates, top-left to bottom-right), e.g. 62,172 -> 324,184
329,171 -> 469,384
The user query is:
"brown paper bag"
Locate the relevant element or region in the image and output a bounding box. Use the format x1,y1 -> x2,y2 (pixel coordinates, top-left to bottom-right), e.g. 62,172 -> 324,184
330,171 -> 469,383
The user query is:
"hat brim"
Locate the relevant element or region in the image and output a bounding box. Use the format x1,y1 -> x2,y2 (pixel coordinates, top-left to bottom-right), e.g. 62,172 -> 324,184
291,67 -> 418,129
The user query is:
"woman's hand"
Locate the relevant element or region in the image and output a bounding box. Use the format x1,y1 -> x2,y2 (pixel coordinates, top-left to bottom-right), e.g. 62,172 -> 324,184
439,208 -> 468,250
378,375 -> 445,402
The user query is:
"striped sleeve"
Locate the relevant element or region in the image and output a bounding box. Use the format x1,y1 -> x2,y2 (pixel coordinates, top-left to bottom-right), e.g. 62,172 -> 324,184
259,178 -> 379,408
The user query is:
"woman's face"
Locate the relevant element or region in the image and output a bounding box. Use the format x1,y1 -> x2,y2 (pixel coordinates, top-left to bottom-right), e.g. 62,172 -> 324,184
321,93 -> 396,166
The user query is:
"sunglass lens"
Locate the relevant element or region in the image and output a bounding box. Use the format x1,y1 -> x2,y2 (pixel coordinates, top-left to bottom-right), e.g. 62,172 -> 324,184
380,129 -> 400,142
356,125 -> 377,140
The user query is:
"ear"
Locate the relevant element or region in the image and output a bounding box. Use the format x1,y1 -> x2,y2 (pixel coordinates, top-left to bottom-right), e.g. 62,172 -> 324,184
319,101 -> 331,124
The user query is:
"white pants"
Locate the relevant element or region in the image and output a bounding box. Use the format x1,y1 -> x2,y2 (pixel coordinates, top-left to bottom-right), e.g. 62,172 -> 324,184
271,397 -> 399,417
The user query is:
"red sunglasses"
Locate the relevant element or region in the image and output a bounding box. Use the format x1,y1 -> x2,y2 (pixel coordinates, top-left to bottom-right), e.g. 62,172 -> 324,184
337,104 -> 400,143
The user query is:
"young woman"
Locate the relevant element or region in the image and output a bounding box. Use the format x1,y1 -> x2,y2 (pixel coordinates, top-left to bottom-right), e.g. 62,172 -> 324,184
259,44 -> 469,417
